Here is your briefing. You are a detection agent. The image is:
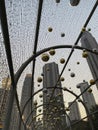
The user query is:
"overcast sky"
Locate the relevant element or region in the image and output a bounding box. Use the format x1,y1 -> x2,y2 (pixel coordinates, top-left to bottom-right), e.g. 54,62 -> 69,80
0,0 -> 98,118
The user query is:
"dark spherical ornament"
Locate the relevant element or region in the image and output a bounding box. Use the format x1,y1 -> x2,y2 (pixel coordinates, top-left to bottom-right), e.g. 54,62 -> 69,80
38,109 -> 42,113
60,58 -> 65,64
49,49 -> 55,56
78,99 -> 81,102
38,84 -> 40,87
70,0 -> 80,6
41,73 -> 44,76
48,27 -> 53,32
82,51 -> 88,58
68,68 -> 71,71
63,87 -> 67,91
83,80 -> 86,82
41,53 -> 50,62
70,72 -> 75,77
83,49 -> 86,52
34,100 -> 37,106
60,77 -> 65,81
55,0 -> 60,3
38,118 -> 40,121
88,88 -> 92,93
77,62 -> 80,65
82,27 -> 86,32
88,28 -> 91,31
66,108 -> 70,111
89,79 -> 95,85
76,84 -> 80,88
93,48 -> 97,52
39,94 -> 43,98
61,33 -> 65,37
37,77 -> 42,83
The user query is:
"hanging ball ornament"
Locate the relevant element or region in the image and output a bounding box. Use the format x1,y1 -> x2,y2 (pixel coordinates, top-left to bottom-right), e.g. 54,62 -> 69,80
38,84 -> 40,87
39,94 -> 43,98
77,62 -> 80,65
38,118 -> 40,121
34,100 -> 37,106
83,49 -> 86,52
60,77 -> 65,81
82,51 -> 88,58
66,108 -> 70,111
70,72 -> 75,77
48,27 -> 53,32
78,99 -> 81,102
88,88 -> 92,93
37,77 -> 42,83
55,0 -> 60,3
68,69 -> 71,71
82,27 -> 86,32
41,73 -> 44,76
41,53 -> 50,62
89,79 -> 95,85
88,28 -> 91,32
60,58 -> 65,64
49,49 -> 55,56
93,48 -> 97,52
38,109 -> 42,113
63,87 -> 67,91
70,0 -> 80,6
61,33 -> 65,37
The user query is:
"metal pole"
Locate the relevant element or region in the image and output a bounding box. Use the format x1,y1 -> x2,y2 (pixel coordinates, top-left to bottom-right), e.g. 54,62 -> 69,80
2,87 -> 15,130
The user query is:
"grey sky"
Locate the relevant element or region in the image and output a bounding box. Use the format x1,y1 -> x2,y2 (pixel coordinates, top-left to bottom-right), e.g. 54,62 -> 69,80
0,0 -> 98,118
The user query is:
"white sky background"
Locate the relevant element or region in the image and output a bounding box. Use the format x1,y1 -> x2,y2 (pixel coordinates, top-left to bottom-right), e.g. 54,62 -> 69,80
0,0 -> 98,118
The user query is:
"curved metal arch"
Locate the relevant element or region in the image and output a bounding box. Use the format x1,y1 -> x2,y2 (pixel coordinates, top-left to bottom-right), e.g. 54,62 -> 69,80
15,45 -> 97,130
21,86 -> 84,115
21,86 -> 76,116
21,86 -> 94,130
14,45 -> 97,130
15,45 -> 98,85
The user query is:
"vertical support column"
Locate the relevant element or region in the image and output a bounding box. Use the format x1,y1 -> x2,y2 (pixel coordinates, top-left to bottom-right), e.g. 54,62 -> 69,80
3,87 -> 15,130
